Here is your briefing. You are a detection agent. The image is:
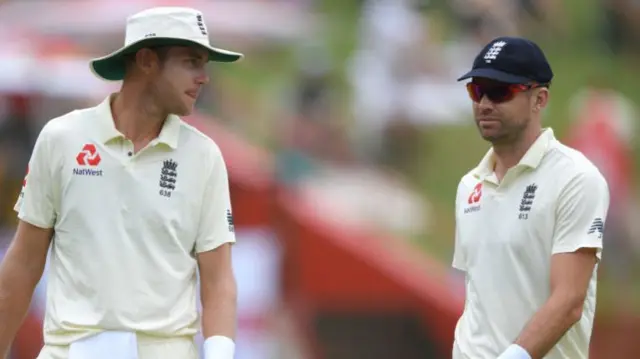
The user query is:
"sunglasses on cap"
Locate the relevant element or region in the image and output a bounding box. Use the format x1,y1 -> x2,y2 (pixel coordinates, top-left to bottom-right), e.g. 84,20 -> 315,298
466,82 -> 548,104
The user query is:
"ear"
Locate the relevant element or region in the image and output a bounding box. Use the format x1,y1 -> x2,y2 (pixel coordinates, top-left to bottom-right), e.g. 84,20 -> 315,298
134,48 -> 162,75
532,87 -> 549,113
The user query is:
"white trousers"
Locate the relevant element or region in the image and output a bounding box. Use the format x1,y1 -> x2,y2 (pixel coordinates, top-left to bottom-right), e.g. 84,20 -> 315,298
36,335 -> 198,359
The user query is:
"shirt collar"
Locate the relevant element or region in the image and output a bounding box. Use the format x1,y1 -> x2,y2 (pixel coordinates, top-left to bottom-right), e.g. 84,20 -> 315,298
472,128 -> 555,179
95,94 -> 181,149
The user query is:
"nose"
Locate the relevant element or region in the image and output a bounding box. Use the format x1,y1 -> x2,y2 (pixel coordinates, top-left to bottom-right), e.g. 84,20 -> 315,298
477,95 -> 495,114
196,70 -> 210,85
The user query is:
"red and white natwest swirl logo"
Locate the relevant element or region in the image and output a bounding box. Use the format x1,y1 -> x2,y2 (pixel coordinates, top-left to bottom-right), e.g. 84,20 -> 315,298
73,144 -> 103,177
464,182 -> 483,214
76,144 -> 101,167
467,182 -> 482,204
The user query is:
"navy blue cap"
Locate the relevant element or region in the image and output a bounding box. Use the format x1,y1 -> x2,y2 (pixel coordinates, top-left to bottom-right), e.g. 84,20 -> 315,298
457,36 -> 553,85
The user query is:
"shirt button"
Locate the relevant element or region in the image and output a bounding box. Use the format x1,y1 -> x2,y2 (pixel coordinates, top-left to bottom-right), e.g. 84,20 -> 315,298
127,151 -> 133,157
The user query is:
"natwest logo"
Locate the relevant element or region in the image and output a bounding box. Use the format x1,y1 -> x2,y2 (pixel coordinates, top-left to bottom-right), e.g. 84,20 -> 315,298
76,144 -> 101,167
73,144 -> 103,177
468,182 -> 482,204
464,182 -> 482,214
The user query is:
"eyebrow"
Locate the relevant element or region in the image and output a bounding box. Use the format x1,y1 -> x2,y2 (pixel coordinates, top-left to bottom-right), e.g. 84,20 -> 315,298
185,49 -> 208,61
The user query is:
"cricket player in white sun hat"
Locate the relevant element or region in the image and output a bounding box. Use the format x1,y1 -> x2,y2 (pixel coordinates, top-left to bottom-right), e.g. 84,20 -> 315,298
0,7 -> 243,359
452,36 -> 610,359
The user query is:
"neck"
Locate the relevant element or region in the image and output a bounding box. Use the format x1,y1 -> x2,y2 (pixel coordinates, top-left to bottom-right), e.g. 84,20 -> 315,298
111,83 -> 167,144
493,125 -> 543,180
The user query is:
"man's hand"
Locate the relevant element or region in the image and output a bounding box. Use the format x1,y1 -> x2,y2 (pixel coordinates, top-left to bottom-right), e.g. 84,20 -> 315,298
0,220 -> 52,358
509,248 -> 597,359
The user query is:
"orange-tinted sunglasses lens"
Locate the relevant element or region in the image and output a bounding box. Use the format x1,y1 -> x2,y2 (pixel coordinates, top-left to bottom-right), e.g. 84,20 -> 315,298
466,83 -> 526,103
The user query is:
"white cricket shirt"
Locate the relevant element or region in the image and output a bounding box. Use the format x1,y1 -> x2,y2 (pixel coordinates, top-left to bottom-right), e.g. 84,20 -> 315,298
452,128 -> 609,359
14,95 -> 236,345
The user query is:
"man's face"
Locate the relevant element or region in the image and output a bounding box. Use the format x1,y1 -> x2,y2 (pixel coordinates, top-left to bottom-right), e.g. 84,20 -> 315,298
149,46 -> 210,116
468,78 -> 542,145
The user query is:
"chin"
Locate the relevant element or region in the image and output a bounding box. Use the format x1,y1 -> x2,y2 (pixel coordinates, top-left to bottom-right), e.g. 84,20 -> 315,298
481,135 -> 500,143
482,133 -> 513,145
478,129 -> 502,142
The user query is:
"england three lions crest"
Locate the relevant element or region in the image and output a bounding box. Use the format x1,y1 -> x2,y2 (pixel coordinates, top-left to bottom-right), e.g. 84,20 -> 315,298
159,159 -> 178,198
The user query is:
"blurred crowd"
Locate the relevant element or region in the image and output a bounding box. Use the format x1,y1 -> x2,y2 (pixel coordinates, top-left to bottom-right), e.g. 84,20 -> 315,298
1,1 -> 640,357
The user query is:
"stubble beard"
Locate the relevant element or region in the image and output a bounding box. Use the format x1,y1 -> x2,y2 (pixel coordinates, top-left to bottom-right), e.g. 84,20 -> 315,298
479,117 -> 529,146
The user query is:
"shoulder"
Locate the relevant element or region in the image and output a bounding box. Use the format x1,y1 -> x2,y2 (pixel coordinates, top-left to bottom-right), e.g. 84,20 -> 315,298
543,140 -> 608,198
176,120 -> 226,167
545,140 -> 607,185
39,105 -> 100,141
457,170 -> 481,194
35,106 -> 99,156
454,170 -> 482,209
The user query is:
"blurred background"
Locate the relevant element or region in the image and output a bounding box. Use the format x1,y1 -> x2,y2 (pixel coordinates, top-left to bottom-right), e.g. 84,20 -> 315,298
1,0 -> 639,358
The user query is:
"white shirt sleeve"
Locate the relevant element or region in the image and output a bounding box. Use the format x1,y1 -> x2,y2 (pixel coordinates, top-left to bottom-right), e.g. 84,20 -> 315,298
194,147 -> 236,253
452,182 -> 466,271
14,126 -> 57,229
552,170 -> 610,259
452,224 -> 466,271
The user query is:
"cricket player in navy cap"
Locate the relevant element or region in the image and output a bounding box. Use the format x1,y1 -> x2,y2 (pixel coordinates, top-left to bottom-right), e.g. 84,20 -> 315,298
452,36 -> 610,359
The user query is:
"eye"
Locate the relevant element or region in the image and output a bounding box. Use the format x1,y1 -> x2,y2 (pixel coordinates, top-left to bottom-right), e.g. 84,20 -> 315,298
185,58 -> 201,68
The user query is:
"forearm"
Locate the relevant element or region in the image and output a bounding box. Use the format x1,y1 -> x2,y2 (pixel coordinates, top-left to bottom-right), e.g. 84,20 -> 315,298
514,294 -> 581,359
0,257 -> 41,357
201,277 -> 237,339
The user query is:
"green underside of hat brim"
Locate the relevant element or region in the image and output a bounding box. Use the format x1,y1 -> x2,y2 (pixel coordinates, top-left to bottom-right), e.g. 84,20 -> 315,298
90,38 -> 242,81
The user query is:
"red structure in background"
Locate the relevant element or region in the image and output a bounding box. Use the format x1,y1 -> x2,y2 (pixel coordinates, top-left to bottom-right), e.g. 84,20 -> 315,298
565,90 -> 634,210
12,113 -> 639,358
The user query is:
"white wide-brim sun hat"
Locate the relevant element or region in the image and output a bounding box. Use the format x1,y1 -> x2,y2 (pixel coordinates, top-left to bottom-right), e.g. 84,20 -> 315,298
90,7 -> 244,81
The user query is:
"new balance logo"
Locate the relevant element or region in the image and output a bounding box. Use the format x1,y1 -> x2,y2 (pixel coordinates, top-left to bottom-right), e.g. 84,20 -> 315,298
588,218 -> 604,238
227,209 -> 235,232
484,41 -> 506,63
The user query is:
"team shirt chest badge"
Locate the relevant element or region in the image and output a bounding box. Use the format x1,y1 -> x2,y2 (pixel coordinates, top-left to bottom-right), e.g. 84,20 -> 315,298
159,159 -> 178,198
73,143 -> 104,177
464,182 -> 483,214
518,183 -> 538,220
463,182 -> 540,218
